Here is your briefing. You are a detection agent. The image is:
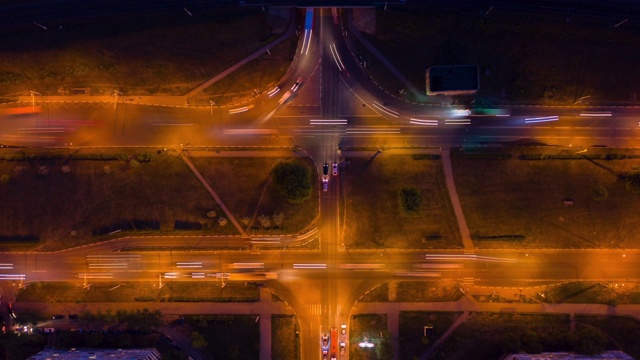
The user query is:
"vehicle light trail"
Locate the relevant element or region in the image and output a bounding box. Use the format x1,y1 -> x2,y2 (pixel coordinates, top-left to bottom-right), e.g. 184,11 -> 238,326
293,263 -> 327,269
524,115 -> 559,123
410,118 -> 438,126
371,101 -> 399,118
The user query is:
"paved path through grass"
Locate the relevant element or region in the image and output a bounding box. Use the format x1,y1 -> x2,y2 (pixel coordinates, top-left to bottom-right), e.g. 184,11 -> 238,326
418,311 -> 470,360
440,148 -> 475,252
346,9 -> 426,102
179,152 -> 248,238
184,9 -> 296,101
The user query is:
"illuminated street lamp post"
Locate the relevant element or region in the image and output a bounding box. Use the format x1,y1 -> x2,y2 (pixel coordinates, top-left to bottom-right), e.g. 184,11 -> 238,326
210,100 -> 215,116
30,91 -> 41,109
113,90 -> 123,109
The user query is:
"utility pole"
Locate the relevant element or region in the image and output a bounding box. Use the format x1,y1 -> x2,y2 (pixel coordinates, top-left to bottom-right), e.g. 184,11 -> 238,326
113,90 -> 123,110
30,91 -> 41,109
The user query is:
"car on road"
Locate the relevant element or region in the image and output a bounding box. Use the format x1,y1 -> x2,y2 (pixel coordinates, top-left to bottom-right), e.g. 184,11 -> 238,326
332,163 -> 338,176
322,177 -> 328,192
322,334 -> 329,349
278,77 -> 304,104
7,303 -> 15,319
340,324 -> 346,336
340,342 -> 346,355
323,163 -> 329,176
291,77 -> 303,92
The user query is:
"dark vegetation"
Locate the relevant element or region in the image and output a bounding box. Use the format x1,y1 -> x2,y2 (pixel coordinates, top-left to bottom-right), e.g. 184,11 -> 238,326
344,155 -> 460,249
272,161 -> 313,204
184,314 -> 259,360
0,7 -> 293,101
452,147 -> 640,248
362,5 -> 640,104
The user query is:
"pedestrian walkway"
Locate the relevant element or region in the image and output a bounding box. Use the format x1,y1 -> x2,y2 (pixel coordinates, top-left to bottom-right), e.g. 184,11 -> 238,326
418,311 -> 469,360
440,148 -> 475,252
179,152 -> 248,238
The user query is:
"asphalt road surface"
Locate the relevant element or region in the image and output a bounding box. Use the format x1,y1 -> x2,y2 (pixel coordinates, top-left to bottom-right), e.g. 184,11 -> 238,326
1,5 -> 640,360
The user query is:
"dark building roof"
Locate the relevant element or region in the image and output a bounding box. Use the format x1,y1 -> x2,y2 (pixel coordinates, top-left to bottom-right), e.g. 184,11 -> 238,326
426,65 -> 479,95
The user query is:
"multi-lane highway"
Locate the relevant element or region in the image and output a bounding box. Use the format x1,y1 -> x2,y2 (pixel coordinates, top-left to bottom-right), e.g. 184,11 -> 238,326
2,6 -> 640,360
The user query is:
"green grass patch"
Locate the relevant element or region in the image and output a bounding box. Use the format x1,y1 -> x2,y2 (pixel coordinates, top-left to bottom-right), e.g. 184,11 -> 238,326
0,149 -> 323,251
411,154 -> 441,160
544,282 -> 618,305
395,281 -> 464,302
358,283 -> 390,302
189,157 -> 319,235
452,147 -> 640,249
399,311 -> 463,360
349,314 -> 392,360
0,8 -> 292,98
272,314 -> 299,360
198,35 -> 298,106
432,313 -> 571,360
344,155 -> 461,249
0,149 -> 233,250
17,281 -> 259,303
185,314 -> 259,359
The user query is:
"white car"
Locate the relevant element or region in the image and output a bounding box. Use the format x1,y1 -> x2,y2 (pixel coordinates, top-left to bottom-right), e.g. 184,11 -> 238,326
340,324 -> 346,336
291,77 -> 303,92
322,334 -> 329,349
332,163 -> 338,176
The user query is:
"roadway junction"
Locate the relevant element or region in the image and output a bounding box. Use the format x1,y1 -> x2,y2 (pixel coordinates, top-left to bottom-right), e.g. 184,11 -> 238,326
1,7 -> 640,360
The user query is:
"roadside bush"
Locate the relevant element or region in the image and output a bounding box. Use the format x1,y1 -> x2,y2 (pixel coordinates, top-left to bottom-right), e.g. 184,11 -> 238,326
174,221 -> 203,230
591,186 -> 608,201
473,234 -> 525,241
624,168 -> 640,194
271,161 -> 312,204
411,153 -> 441,160
398,186 -> 422,216
454,153 -> 512,160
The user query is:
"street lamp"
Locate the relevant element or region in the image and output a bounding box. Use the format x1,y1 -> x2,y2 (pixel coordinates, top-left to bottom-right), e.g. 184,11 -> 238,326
113,90 -> 123,109
210,100 -> 215,116
30,91 -> 41,109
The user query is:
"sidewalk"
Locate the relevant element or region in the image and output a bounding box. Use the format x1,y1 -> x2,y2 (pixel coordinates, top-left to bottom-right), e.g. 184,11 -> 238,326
179,152 -> 248,238
440,148 -> 475,252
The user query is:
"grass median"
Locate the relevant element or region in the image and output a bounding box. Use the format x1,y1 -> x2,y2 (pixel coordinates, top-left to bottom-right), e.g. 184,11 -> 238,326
343,154 -> 460,250
272,314 -> 299,360
17,281 -> 260,303
358,281 -> 463,302
452,147 -> 640,249
189,156 -> 319,235
0,149 -> 319,251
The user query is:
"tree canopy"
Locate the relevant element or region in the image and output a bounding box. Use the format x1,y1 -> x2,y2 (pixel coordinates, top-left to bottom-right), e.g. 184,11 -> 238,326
398,186 -> 423,216
272,161 -> 312,204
